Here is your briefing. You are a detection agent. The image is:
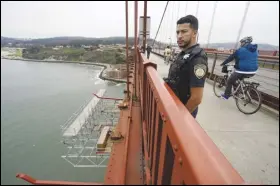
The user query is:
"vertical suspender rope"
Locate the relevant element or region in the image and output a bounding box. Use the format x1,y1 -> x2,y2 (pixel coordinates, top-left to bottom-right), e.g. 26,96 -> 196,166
206,1 -> 218,48
195,1 -> 200,17
170,1 -> 175,46
185,2 -> 188,14
151,1 -> 169,48
176,1 -> 180,21
196,1 -> 200,43
163,5 -> 169,47
234,1 -> 250,49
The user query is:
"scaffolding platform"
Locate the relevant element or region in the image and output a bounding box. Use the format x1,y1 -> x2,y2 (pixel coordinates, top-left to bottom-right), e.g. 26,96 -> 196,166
60,89 -> 123,168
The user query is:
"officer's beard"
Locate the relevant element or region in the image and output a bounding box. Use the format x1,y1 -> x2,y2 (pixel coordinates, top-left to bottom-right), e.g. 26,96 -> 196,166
178,35 -> 197,49
180,39 -> 193,50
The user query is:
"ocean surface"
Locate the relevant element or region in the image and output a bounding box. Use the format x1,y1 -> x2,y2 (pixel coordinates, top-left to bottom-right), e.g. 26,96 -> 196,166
1,59 -> 125,185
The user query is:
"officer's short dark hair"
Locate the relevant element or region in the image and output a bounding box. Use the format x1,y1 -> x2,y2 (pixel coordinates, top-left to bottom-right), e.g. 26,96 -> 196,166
177,15 -> 198,31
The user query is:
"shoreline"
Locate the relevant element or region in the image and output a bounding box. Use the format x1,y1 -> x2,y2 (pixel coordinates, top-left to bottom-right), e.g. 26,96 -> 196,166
1,57 -> 127,84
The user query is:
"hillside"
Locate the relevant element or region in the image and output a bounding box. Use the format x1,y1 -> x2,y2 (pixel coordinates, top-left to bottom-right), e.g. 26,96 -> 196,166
20,46 -> 127,64
1,36 -> 279,51
1,36 -> 137,47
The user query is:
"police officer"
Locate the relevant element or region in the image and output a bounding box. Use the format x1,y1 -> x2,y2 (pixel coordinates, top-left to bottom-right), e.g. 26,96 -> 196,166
163,15 -> 208,118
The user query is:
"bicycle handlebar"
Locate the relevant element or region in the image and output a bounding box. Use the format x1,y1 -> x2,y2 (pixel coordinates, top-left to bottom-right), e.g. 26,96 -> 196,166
222,64 -> 235,66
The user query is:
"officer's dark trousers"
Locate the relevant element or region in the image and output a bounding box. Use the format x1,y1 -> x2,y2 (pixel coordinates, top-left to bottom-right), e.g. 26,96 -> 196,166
191,107 -> 198,118
224,72 -> 254,97
147,52 -> 150,59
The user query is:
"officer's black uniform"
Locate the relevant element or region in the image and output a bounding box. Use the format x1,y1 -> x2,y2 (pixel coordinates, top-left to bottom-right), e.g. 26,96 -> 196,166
163,44 -> 208,118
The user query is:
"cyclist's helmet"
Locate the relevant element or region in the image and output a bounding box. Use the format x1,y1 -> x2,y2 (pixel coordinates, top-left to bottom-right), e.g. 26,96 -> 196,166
240,36 -> 253,44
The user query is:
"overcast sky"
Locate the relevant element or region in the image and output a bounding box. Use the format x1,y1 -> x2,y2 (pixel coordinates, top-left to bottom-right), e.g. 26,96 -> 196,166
1,1 -> 279,46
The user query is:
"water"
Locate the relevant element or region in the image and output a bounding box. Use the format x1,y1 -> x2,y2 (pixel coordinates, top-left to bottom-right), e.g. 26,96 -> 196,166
1,59 -> 125,185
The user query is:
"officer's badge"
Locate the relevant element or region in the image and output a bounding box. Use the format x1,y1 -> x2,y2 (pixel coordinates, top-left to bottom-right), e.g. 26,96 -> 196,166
183,54 -> 190,59
194,64 -> 207,79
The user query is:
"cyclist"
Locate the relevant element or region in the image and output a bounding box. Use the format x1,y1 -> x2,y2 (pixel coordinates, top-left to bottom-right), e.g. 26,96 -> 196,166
164,45 -> 172,64
220,36 -> 258,100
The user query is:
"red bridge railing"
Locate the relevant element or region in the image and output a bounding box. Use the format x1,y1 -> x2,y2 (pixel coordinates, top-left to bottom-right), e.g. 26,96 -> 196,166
203,48 -> 279,61
137,48 -> 245,184
16,173 -> 102,185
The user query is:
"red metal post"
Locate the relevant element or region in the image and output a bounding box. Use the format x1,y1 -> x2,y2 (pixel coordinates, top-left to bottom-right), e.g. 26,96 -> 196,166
142,1 -> 147,52
125,1 -> 130,99
151,107 -> 159,185
16,173 -> 102,185
134,1 -> 138,96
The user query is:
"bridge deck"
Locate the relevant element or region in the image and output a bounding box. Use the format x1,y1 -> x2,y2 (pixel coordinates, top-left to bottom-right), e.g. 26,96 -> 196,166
148,53 -> 279,185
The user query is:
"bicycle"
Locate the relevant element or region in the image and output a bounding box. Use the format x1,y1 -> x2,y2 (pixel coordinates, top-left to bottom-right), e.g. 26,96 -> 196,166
213,64 -> 263,115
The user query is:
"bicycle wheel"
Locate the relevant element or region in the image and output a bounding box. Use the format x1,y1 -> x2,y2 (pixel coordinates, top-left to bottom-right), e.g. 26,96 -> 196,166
235,86 -> 262,115
213,76 -> 226,97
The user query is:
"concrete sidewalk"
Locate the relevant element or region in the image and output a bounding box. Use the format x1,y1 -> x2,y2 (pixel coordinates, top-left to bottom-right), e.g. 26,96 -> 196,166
197,82 -> 279,185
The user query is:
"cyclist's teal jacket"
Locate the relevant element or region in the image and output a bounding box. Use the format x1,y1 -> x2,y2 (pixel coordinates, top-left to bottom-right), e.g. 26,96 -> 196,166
221,44 -> 258,72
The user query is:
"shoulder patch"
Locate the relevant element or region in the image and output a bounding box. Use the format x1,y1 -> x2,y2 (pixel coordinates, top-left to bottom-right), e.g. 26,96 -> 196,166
194,64 -> 207,79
